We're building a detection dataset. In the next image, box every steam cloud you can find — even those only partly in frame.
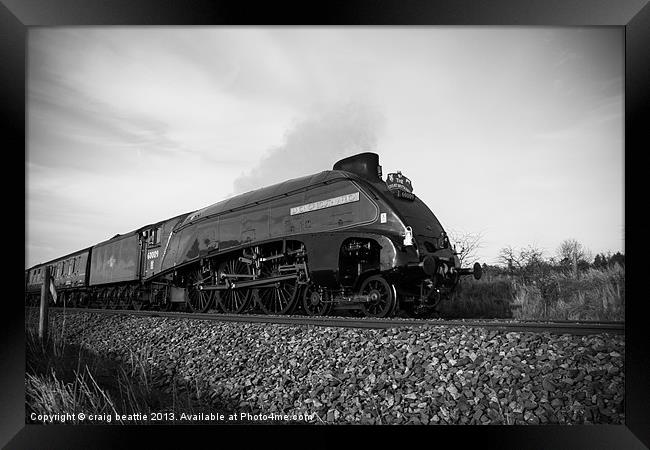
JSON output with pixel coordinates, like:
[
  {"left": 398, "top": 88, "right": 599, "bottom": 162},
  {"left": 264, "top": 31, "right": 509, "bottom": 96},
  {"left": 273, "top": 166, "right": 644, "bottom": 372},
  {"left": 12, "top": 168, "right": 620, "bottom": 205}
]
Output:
[{"left": 232, "top": 102, "right": 385, "bottom": 194}]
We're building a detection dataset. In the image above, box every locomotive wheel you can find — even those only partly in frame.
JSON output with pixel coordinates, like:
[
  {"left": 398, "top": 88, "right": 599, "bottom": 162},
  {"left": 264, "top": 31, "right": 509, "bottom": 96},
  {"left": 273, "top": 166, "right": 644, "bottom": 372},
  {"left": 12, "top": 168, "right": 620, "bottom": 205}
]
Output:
[
  {"left": 68, "top": 291, "right": 79, "bottom": 308},
  {"left": 95, "top": 290, "right": 104, "bottom": 308},
  {"left": 100, "top": 289, "right": 109, "bottom": 308},
  {"left": 121, "top": 286, "right": 134, "bottom": 309},
  {"left": 256, "top": 275, "right": 299, "bottom": 315},
  {"left": 163, "top": 299, "right": 176, "bottom": 311},
  {"left": 63, "top": 291, "right": 73, "bottom": 307},
  {"left": 156, "top": 286, "right": 175, "bottom": 311},
  {"left": 132, "top": 288, "right": 148, "bottom": 310},
  {"left": 77, "top": 291, "right": 91, "bottom": 308},
  {"left": 107, "top": 287, "right": 122, "bottom": 309},
  {"left": 215, "top": 259, "right": 252, "bottom": 314},
  {"left": 118, "top": 287, "right": 129, "bottom": 309},
  {"left": 360, "top": 275, "right": 396, "bottom": 318},
  {"left": 99, "top": 289, "right": 112, "bottom": 309},
  {"left": 192, "top": 290, "right": 213, "bottom": 312},
  {"left": 87, "top": 291, "right": 99, "bottom": 308},
  {"left": 302, "top": 284, "right": 332, "bottom": 316},
  {"left": 187, "top": 269, "right": 214, "bottom": 313},
  {"left": 106, "top": 288, "right": 117, "bottom": 308},
  {"left": 402, "top": 304, "right": 435, "bottom": 319}
]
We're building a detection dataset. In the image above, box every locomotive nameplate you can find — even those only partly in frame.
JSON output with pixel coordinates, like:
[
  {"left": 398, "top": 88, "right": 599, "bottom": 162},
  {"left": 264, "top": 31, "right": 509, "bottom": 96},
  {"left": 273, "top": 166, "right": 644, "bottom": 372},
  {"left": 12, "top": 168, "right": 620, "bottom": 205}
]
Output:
[
  {"left": 386, "top": 172, "right": 413, "bottom": 193},
  {"left": 290, "top": 192, "right": 360, "bottom": 216}
]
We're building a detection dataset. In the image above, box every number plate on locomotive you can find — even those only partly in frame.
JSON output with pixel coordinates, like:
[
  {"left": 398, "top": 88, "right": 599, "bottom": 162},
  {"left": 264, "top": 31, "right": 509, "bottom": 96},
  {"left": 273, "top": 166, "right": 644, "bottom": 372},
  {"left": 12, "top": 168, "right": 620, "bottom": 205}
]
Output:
[{"left": 393, "top": 190, "right": 415, "bottom": 201}]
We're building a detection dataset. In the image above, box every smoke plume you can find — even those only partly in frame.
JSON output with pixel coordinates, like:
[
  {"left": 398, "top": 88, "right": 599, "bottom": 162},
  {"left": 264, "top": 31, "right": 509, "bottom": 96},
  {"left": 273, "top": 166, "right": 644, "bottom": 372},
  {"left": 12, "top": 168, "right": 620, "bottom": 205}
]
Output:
[{"left": 233, "top": 101, "right": 385, "bottom": 194}]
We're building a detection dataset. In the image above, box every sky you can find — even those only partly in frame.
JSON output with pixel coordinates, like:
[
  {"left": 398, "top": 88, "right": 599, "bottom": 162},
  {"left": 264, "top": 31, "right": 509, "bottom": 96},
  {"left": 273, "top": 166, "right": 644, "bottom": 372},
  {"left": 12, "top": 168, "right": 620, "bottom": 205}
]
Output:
[{"left": 26, "top": 27, "right": 624, "bottom": 268}]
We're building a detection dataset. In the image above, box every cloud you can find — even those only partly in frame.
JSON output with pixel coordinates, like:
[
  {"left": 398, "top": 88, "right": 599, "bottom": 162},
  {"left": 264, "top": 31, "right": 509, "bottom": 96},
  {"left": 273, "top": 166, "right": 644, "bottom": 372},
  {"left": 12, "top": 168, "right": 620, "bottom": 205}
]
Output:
[
  {"left": 28, "top": 77, "right": 196, "bottom": 181},
  {"left": 232, "top": 101, "right": 385, "bottom": 194}
]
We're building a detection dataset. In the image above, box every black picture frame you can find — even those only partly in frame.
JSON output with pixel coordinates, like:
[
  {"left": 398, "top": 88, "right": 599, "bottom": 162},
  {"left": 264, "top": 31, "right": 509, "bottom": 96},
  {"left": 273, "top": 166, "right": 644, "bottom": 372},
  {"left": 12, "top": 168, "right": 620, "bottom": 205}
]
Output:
[{"left": 5, "top": 0, "right": 648, "bottom": 448}]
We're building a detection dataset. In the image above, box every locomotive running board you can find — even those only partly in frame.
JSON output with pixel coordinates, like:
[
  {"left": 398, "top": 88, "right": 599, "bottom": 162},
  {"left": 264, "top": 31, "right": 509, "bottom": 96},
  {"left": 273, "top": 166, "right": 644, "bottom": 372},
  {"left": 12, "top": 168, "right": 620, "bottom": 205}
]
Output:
[{"left": 199, "top": 273, "right": 300, "bottom": 291}]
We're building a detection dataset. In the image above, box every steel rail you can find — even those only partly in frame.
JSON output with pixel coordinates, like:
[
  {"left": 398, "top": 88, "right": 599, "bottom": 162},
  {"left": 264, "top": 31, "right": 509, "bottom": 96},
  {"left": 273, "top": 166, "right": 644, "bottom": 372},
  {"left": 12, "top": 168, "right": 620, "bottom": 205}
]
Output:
[{"left": 38, "top": 307, "right": 624, "bottom": 335}]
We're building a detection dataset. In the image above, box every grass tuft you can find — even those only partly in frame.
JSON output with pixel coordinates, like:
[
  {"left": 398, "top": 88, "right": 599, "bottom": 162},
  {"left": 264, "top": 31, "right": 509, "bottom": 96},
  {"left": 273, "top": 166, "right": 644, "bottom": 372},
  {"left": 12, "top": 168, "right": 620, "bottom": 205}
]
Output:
[{"left": 25, "top": 312, "right": 216, "bottom": 424}]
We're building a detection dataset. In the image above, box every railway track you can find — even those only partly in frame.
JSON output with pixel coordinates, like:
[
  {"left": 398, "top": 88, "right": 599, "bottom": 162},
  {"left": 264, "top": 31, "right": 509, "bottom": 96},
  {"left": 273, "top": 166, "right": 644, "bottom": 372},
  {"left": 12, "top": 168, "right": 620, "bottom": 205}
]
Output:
[{"left": 36, "top": 307, "right": 624, "bottom": 335}]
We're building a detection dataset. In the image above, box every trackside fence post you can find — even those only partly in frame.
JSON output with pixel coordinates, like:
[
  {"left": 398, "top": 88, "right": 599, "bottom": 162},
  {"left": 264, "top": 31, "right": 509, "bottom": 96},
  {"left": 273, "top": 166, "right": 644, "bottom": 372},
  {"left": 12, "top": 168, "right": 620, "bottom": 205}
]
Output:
[{"left": 39, "top": 266, "right": 50, "bottom": 340}]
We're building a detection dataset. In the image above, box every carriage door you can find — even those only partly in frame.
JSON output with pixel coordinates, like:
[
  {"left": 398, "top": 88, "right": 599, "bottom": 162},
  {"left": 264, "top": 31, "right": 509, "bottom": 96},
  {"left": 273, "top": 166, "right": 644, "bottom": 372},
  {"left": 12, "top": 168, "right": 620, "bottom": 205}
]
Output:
[{"left": 141, "top": 226, "right": 162, "bottom": 279}]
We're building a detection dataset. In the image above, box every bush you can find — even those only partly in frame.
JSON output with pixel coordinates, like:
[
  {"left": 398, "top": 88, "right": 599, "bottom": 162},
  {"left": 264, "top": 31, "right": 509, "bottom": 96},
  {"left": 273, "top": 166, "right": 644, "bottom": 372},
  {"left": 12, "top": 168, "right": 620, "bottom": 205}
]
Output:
[{"left": 439, "top": 277, "right": 515, "bottom": 319}]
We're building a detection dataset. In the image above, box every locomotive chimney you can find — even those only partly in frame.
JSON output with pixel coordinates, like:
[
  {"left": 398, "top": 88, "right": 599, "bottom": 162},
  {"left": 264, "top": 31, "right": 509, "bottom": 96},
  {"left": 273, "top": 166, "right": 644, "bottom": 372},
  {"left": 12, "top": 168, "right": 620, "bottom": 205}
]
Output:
[{"left": 333, "top": 152, "right": 382, "bottom": 181}]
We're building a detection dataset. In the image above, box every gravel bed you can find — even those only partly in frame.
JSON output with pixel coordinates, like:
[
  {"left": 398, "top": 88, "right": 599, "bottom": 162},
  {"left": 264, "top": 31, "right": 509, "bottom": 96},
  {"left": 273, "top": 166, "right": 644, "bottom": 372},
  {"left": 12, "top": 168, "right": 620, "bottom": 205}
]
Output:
[{"left": 30, "top": 310, "right": 624, "bottom": 424}]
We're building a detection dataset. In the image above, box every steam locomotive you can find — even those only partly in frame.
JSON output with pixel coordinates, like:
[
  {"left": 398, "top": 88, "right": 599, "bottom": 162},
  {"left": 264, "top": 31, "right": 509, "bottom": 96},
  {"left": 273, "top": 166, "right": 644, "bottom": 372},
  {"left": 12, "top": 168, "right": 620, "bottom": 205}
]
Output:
[{"left": 25, "top": 153, "right": 481, "bottom": 318}]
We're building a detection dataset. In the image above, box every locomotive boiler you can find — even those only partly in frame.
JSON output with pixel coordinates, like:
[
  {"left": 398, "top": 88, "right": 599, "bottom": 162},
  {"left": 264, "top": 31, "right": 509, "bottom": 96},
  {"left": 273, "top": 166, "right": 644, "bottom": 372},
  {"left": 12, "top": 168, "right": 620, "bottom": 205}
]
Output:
[{"left": 25, "top": 152, "right": 481, "bottom": 318}]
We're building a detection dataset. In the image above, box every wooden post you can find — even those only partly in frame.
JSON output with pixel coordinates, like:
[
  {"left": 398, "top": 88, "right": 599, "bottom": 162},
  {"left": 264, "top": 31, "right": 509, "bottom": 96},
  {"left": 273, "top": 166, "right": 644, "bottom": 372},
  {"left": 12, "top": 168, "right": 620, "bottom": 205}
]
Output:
[{"left": 39, "top": 266, "right": 50, "bottom": 340}]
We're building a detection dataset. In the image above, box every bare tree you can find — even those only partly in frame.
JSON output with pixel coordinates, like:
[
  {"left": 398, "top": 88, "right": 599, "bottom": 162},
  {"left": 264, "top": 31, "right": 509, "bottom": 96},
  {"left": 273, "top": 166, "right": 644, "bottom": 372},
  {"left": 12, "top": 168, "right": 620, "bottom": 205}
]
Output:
[
  {"left": 557, "top": 238, "right": 587, "bottom": 277},
  {"left": 448, "top": 230, "right": 484, "bottom": 266},
  {"left": 498, "top": 244, "right": 546, "bottom": 279},
  {"left": 498, "top": 245, "right": 522, "bottom": 272},
  {"left": 521, "top": 244, "right": 545, "bottom": 267}
]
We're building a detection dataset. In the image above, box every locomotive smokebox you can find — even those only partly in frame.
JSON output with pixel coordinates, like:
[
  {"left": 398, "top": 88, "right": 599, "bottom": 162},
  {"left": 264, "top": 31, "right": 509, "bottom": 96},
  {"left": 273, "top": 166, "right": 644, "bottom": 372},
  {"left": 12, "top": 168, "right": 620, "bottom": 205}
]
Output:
[{"left": 333, "top": 152, "right": 382, "bottom": 181}]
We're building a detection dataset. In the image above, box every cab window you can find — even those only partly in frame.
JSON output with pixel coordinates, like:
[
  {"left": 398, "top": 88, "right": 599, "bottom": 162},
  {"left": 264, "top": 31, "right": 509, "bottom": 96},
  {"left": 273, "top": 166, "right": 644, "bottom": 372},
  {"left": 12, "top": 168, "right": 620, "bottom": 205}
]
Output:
[{"left": 148, "top": 226, "right": 162, "bottom": 246}]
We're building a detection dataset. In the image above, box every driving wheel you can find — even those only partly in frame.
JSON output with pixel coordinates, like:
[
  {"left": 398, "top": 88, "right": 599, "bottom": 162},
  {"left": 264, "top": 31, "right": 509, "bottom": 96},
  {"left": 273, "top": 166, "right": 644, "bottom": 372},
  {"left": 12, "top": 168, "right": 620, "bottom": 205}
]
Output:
[
  {"left": 302, "top": 284, "right": 332, "bottom": 316},
  {"left": 215, "top": 259, "right": 252, "bottom": 313},
  {"left": 360, "top": 275, "right": 396, "bottom": 318}
]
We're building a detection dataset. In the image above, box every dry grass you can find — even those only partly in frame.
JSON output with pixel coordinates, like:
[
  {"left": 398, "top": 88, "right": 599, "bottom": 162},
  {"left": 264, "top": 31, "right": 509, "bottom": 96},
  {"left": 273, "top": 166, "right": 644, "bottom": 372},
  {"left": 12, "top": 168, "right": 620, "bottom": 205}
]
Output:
[
  {"left": 26, "top": 366, "right": 122, "bottom": 422},
  {"left": 440, "top": 265, "right": 624, "bottom": 321},
  {"left": 24, "top": 318, "right": 214, "bottom": 424},
  {"left": 511, "top": 264, "right": 624, "bottom": 321}
]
